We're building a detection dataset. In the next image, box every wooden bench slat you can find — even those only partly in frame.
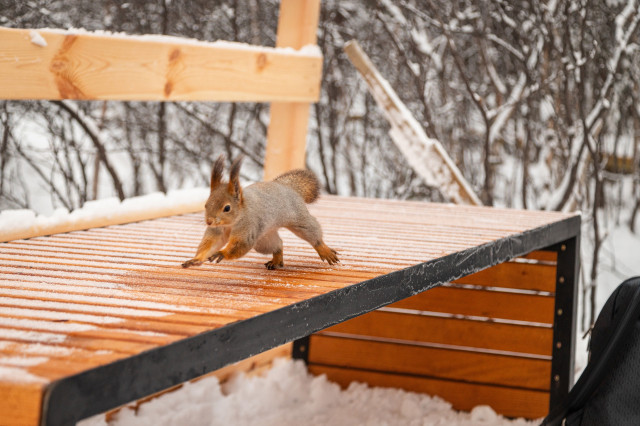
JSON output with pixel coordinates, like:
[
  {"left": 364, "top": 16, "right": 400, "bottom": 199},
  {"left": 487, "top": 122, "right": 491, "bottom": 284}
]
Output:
[
  {"left": 0, "top": 298, "right": 236, "bottom": 327},
  {"left": 454, "top": 261, "right": 557, "bottom": 292},
  {"left": 0, "top": 326, "right": 157, "bottom": 354},
  {"left": 308, "top": 335, "right": 551, "bottom": 390},
  {"left": 0, "top": 352, "right": 127, "bottom": 379},
  {"left": 0, "top": 310, "right": 210, "bottom": 336},
  {"left": 322, "top": 309, "right": 553, "bottom": 356},
  {"left": 0, "top": 277, "right": 293, "bottom": 314},
  {"left": 521, "top": 251, "right": 558, "bottom": 262},
  {"left": 309, "top": 365, "right": 550, "bottom": 420},
  {"left": 389, "top": 285, "right": 556, "bottom": 323},
  {"left": 0, "top": 317, "right": 182, "bottom": 346},
  {"left": 0, "top": 340, "right": 131, "bottom": 360},
  {"left": 0, "top": 286, "right": 268, "bottom": 319}
]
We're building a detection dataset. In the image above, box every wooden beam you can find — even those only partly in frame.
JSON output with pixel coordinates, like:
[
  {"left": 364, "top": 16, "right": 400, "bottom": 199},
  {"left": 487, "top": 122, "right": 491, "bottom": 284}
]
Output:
[
  {"left": 0, "top": 27, "right": 322, "bottom": 102},
  {"left": 308, "top": 334, "right": 551, "bottom": 390},
  {"left": 263, "top": 0, "right": 321, "bottom": 180},
  {"left": 344, "top": 40, "right": 483, "bottom": 205},
  {"left": 0, "top": 382, "right": 44, "bottom": 426},
  {"left": 323, "top": 309, "right": 554, "bottom": 355}
]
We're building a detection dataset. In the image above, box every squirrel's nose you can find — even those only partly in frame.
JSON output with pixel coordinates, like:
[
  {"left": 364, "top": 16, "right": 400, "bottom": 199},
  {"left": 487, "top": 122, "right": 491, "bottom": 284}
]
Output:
[{"left": 206, "top": 218, "right": 213, "bottom": 226}]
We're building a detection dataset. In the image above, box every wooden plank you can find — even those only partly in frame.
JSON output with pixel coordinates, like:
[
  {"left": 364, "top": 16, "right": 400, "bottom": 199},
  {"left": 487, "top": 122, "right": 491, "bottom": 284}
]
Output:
[
  {"left": 1, "top": 355, "right": 127, "bottom": 382},
  {"left": 308, "top": 335, "right": 551, "bottom": 390},
  {"left": 522, "top": 251, "right": 558, "bottom": 262},
  {"left": 0, "top": 308, "right": 210, "bottom": 336},
  {"left": 264, "top": 0, "right": 321, "bottom": 180},
  {"left": 309, "top": 365, "right": 550, "bottom": 420},
  {"left": 0, "top": 326, "right": 157, "bottom": 354},
  {"left": 454, "top": 261, "right": 557, "bottom": 292},
  {"left": 344, "top": 39, "right": 482, "bottom": 205},
  {"left": 323, "top": 310, "right": 553, "bottom": 356},
  {"left": 389, "top": 285, "right": 556, "bottom": 323},
  {"left": 0, "top": 27, "right": 322, "bottom": 102},
  {"left": 0, "top": 382, "right": 44, "bottom": 426},
  {"left": 0, "top": 316, "right": 182, "bottom": 346}
]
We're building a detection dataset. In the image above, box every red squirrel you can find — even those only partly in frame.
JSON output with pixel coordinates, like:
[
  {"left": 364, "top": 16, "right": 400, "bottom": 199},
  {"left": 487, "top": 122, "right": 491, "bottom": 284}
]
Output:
[{"left": 182, "top": 155, "right": 339, "bottom": 269}]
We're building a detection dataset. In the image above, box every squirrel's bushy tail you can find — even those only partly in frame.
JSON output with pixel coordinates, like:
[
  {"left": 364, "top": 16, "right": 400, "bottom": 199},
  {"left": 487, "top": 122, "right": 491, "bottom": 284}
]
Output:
[{"left": 274, "top": 169, "right": 320, "bottom": 203}]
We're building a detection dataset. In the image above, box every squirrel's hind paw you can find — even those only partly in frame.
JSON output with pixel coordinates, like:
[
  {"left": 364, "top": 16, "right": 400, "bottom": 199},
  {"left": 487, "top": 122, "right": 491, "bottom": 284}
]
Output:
[{"left": 264, "top": 260, "right": 284, "bottom": 270}]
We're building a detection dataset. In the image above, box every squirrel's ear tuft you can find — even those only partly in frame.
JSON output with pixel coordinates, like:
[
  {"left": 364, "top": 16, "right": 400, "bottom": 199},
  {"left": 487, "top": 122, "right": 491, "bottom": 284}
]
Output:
[
  {"left": 228, "top": 155, "right": 244, "bottom": 201},
  {"left": 210, "top": 154, "right": 225, "bottom": 191}
]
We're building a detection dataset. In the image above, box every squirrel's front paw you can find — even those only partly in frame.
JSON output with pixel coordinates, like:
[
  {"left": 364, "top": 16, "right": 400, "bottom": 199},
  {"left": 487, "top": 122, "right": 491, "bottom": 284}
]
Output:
[
  {"left": 208, "top": 251, "right": 225, "bottom": 263},
  {"left": 182, "top": 258, "right": 203, "bottom": 268}
]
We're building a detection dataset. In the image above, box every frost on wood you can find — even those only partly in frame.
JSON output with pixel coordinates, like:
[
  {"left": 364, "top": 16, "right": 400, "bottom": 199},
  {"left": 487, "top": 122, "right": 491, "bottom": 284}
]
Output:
[
  {"left": 344, "top": 40, "right": 481, "bottom": 206},
  {"left": 0, "top": 187, "right": 209, "bottom": 242}
]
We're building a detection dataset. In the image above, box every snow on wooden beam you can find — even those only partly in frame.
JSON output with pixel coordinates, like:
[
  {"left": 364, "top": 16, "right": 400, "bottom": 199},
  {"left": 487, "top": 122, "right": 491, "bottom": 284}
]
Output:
[
  {"left": 0, "top": 188, "right": 209, "bottom": 243},
  {"left": 344, "top": 40, "right": 482, "bottom": 206},
  {"left": 0, "top": 27, "right": 322, "bottom": 103}
]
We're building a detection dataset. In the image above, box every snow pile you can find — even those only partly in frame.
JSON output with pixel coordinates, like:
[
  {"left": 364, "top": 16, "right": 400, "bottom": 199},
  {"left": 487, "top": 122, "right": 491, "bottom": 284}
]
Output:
[
  {"left": 83, "top": 359, "right": 536, "bottom": 426},
  {"left": 0, "top": 187, "right": 209, "bottom": 242}
]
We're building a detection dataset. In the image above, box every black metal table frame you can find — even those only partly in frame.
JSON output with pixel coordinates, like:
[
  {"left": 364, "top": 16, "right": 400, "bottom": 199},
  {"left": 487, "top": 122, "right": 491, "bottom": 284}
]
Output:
[{"left": 42, "top": 215, "right": 580, "bottom": 425}]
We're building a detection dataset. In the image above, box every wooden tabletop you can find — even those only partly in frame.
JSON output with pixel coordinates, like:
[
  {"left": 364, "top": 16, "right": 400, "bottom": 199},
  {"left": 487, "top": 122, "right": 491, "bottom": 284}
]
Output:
[{"left": 0, "top": 196, "right": 579, "bottom": 425}]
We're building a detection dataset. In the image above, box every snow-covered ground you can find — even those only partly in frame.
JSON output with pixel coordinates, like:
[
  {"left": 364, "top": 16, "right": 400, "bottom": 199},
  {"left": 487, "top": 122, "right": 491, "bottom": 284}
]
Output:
[{"left": 80, "top": 358, "right": 537, "bottom": 426}]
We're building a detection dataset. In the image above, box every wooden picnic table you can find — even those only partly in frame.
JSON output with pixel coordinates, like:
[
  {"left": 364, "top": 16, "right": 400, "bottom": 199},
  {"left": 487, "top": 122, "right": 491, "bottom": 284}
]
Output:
[{"left": 0, "top": 196, "right": 580, "bottom": 425}]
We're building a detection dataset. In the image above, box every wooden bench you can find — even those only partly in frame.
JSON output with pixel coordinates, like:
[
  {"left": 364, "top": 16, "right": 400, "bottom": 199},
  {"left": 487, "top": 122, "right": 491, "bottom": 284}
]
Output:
[
  {"left": 0, "top": 1, "right": 580, "bottom": 423},
  {"left": 0, "top": 197, "right": 579, "bottom": 424}
]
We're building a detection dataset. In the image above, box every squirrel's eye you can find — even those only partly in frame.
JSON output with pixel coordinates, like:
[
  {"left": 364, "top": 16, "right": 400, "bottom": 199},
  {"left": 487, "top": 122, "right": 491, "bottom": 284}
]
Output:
[{"left": 223, "top": 205, "right": 231, "bottom": 212}]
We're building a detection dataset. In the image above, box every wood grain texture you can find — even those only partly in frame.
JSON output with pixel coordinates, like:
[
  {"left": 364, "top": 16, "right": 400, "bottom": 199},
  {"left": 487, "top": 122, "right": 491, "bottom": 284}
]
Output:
[
  {"left": 0, "top": 382, "right": 44, "bottom": 426},
  {"left": 308, "top": 335, "right": 552, "bottom": 390},
  {"left": 389, "top": 285, "right": 556, "bottom": 323},
  {"left": 322, "top": 310, "right": 554, "bottom": 355},
  {"left": 453, "top": 261, "right": 558, "bottom": 292},
  {"left": 0, "top": 27, "right": 322, "bottom": 102},
  {"left": 309, "top": 365, "right": 550, "bottom": 419}
]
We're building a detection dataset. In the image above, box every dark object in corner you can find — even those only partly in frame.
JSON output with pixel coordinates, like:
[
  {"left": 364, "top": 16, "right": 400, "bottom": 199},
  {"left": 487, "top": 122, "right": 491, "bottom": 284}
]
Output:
[{"left": 543, "top": 276, "right": 640, "bottom": 425}]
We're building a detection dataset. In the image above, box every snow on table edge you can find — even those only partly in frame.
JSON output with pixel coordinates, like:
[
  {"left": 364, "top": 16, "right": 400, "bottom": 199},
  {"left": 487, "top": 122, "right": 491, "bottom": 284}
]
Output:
[{"left": 0, "top": 187, "right": 209, "bottom": 243}]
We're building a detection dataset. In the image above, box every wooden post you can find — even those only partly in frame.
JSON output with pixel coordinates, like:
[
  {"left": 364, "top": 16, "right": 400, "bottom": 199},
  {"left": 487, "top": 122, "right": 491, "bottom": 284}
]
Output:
[{"left": 263, "top": 0, "right": 321, "bottom": 180}]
